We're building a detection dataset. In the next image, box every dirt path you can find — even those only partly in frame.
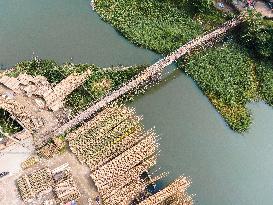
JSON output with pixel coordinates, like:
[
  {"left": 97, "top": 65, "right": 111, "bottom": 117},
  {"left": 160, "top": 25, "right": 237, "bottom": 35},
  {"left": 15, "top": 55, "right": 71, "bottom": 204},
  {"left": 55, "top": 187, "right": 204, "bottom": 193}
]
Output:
[{"left": 255, "top": 1, "right": 273, "bottom": 18}]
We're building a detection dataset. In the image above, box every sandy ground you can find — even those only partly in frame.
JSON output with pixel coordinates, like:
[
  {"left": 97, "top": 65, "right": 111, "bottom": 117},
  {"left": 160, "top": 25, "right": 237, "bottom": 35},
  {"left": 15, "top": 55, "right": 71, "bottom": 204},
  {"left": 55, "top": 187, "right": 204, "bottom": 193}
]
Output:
[
  {"left": 255, "top": 1, "right": 273, "bottom": 18},
  {"left": 36, "top": 151, "right": 100, "bottom": 205},
  {"left": 0, "top": 137, "right": 33, "bottom": 174},
  {"left": 0, "top": 138, "right": 32, "bottom": 205},
  {"left": 0, "top": 173, "right": 25, "bottom": 205},
  {"left": 231, "top": 0, "right": 273, "bottom": 18},
  {"left": 0, "top": 146, "right": 100, "bottom": 205}
]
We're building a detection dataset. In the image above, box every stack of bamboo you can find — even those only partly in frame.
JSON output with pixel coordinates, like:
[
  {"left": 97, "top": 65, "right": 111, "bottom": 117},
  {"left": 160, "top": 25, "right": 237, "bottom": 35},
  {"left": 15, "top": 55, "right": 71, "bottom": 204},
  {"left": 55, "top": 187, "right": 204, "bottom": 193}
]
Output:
[
  {"left": 53, "top": 166, "right": 81, "bottom": 204},
  {"left": 17, "top": 174, "right": 35, "bottom": 202},
  {"left": 17, "top": 168, "right": 53, "bottom": 202},
  {"left": 68, "top": 104, "right": 193, "bottom": 205},
  {"left": 37, "top": 137, "right": 65, "bottom": 158},
  {"left": 21, "top": 155, "right": 39, "bottom": 170},
  {"left": 54, "top": 177, "right": 81, "bottom": 204},
  {"left": 27, "top": 168, "right": 53, "bottom": 194},
  {"left": 91, "top": 134, "right": 158, "bottom": 187},
  {"left": 69, "top": 105, "right": 143, "bottom": 170},
  {"left": 98, "top": 156, "right": 156, "bottom": 198},
  {"left": 138, "top": 177, "right": 193, "bottom": 205}
]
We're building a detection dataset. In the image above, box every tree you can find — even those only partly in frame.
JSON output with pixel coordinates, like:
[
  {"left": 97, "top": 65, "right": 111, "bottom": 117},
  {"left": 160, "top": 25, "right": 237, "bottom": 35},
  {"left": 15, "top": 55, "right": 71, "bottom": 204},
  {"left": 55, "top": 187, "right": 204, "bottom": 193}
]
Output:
[
  {"left": 188, "top": 0, "right": 215, "bottom": 13},
  {"left": 241, "top": 11, "right": 273, "bottom": 59}
]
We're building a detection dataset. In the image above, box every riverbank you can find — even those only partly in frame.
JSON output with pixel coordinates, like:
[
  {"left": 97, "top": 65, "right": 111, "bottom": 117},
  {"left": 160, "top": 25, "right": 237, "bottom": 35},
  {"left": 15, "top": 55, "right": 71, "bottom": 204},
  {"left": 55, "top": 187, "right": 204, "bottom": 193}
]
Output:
[
  {"left": 94, "top": 0, "right": 273, "bottom": 132},
  {"left": 7, "top": 59, "right": 145, "bottom": 115}
]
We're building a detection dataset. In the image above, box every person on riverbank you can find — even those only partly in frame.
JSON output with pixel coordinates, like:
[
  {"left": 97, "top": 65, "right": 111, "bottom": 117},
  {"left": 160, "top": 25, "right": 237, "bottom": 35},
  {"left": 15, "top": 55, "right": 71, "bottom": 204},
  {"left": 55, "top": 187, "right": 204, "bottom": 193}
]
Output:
[{"left": 95, "top": 196, "right": 100, "bottom": 204}]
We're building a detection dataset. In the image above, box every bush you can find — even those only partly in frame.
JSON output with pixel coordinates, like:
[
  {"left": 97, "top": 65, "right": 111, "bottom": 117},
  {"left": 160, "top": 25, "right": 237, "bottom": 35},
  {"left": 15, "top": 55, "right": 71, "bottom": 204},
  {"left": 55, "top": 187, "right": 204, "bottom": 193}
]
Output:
[
  {"left": 256, "top": 61, "right": 273, "bottom": 106},
  {"left": 95, "top": 0, "right": 204, "bottom": 54},
  {"left": 240, "top": 11, "right": 273, "bottom": 59},
  {"left": 0, "top": 109, "right": 23, "bottom": 136}
]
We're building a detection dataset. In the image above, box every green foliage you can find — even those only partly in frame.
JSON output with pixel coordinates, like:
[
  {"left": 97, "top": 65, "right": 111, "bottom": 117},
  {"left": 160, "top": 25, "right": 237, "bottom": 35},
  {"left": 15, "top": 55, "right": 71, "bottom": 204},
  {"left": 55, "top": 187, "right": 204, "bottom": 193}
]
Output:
[
  {"left": 65, "top": 65, "right": 143, "bottom": 114},
  {"left": 185, "top": 0, "right": 215, "bottom": 13},
  {"left": 208, "top": 93, "right": 252, "bottom": 132},
  {"left": 182, "top": 43, "right": 258, "bottom": 132},
  {"left": 183, "top": 43, "right": 257, "bottom": 105},
  {"left": 240, "top": 11, "right": 273, "bottom": 58},
  {"left": 161, "top": 0, "right": 215, "bottom": 13},
  {"left": 256, "top": 61, "right": 273, "bottom": 106},
  {"left": 9, "top": 59, "right": 91, "bottom": 83},
  {"left": 95, "top": 0, "right": 204, "bottom": 54}
]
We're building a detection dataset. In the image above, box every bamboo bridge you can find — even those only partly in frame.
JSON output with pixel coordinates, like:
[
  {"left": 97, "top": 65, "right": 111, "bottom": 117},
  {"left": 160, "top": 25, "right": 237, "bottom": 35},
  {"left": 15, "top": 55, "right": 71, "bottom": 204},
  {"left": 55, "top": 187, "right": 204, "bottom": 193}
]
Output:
[{"left": 54, "top": 15, "right": 245, "bottom": 136}]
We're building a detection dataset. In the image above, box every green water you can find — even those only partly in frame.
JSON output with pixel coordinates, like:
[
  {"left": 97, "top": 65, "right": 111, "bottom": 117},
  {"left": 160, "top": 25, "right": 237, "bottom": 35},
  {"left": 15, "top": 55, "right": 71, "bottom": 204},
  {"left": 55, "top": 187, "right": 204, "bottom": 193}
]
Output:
[{"left": 1, "top": 0, "right": 273, "bottom": 204}]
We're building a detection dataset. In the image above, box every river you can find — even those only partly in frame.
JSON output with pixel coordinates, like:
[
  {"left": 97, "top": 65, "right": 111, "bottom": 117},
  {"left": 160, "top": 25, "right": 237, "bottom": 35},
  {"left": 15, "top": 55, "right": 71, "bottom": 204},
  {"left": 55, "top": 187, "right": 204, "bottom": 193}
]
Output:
[{"left": 0, "top": 0, "right": 273, "bottom": 204}]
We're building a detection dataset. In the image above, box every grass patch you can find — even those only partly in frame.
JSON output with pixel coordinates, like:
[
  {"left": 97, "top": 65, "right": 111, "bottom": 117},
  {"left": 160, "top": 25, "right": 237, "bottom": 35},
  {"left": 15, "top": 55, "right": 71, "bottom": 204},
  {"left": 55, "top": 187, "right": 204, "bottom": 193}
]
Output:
[
  {"left": 95, "top": 0, "right": 229, "bottom": 54},
  {"left": 207, "top": 93, "right": 252, "bottom": 132}
]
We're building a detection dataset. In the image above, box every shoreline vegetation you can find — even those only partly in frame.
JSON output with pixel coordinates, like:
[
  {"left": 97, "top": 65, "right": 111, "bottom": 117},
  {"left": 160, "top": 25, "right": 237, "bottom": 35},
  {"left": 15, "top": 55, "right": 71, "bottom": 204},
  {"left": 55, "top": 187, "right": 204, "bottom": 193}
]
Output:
[
  {"left": 94, "top": 0, "right": 273, "bottom": 133},
  {"left": 7, "top": 59, "right": 145, "bottom": 115}
]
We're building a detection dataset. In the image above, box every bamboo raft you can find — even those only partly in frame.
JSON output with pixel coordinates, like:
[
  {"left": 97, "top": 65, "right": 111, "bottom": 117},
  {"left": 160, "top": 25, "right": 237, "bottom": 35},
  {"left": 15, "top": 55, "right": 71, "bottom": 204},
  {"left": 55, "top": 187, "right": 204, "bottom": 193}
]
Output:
[{"left": 68, "top": 105, "right": 193, "bottom": 205}]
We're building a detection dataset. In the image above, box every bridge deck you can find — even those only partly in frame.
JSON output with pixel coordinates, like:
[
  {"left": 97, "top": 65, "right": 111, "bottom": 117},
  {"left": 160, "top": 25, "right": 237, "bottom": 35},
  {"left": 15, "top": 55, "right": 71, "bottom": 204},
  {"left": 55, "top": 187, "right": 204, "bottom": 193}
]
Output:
[{"left": 53, "top": 15, "right": 244, "bottom": 138}]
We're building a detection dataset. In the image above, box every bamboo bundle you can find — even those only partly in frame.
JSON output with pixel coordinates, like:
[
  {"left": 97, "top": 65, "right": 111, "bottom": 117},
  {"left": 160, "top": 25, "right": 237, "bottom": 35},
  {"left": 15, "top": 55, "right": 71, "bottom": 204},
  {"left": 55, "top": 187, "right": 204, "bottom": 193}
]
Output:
[
  {"left": 91, "top": 134, "right": 158, "bottom": 188},
  {"left": 67, "top": 106, "right": 117, "bottom": 140},
  {"left": 28, "top": 168, "right": 53, "bottom": 193},
  {"left": 17, "top": 168, "right": 53, "bottom": 202},
  {"left": 87, "top": 118, "right": 141, "bottom": 156},
  {"left": 36, "top": 138, "right": 65, "bottom": 159},
  {"left": 87, "top": 116, "right": 141, "bottom": 152},
  {"left": 17, "top": 174, "right": 35, "bottom": 202},
  {"left": 103, "top": 180, "right": 146, "bottom": 205},
  {"left": 70, "top": 121, "right": 140, "bottom": 165},
  {"left": 86, "top": 108, "right": 138, "bottom": 140},
  {"left": 87, "top": 128, "right": 150, "bottom": 171},
  {"left": 138, "top": 177, "right": 191, "bottom": 205},
  {"left": 54, "top": 177, "right": 81, "bottom": 204},
  {"left": 168, "top": 193, "right": 193, "bottom": 205},
  {"left": 69, "top": 106, "right": 135, "bottom": 151},
  {"left": 69, "top": 106, "right": 141, "bottom": 166},
  {"left": 50, "top": 164, "right": 81, "bottom": 203},
  {"left": 149, "top": 172, "right": 169, "bottom": 185},
  {"left": 97, "top": 155, "right": 157, "bottom": 198},
  {"left": 21, "top": 155, "right": 39, "bottom": 170}
]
